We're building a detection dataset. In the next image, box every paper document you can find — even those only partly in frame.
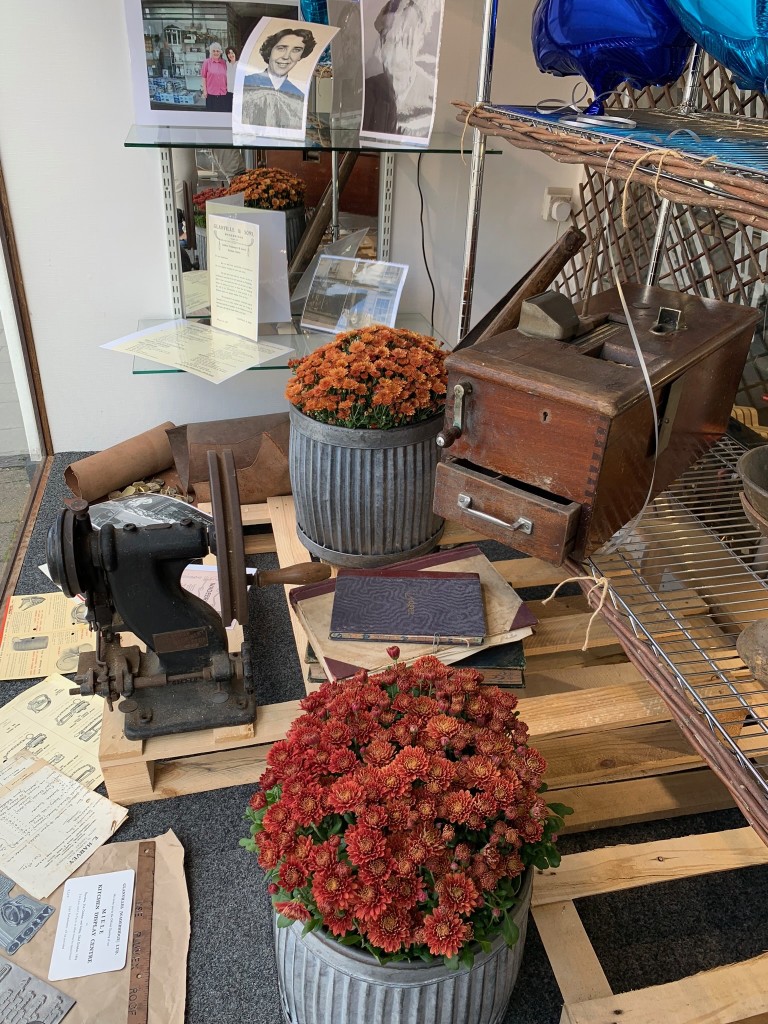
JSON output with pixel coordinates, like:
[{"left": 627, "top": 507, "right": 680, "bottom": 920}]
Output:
[
  {"left": 102, "top": 319, "right": 293, "bottom": 383},
  {"left": 0, "top": 957, "right": 75, "bottom": 1023},
  {"left": 209, "top": 213, "right": 260, "bottom": 341},
  {"left": 9, "top": 831, "right": 188, "bottom": 1024},
  {"left": 0, "top": 593, "right": 95, "bottom": 681},
  {"left": 181, "top": 268, "right": 210, "bottom": 316},
  {"left": 49, "top": 870, "right": 134, "bottom": 981},
  {"left": 0, "top": 757, "right": 127, "bottom": 899},
  {"left": 0, "top": 674, "right": 104, "bottom": 789}
]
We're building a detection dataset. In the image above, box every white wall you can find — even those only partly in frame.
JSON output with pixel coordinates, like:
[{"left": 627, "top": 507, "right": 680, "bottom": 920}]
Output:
[
  {"left": 391, "top": 0, "right": 583, "bottom": 343},
  {"left": 0, "top": 0, "right": 580, "bottom": 452}
]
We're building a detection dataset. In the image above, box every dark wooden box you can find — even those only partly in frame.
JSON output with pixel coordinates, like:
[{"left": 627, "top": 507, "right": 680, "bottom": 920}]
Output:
[{"left": 434, "top": 284, "right": 758, "bottom": 565}]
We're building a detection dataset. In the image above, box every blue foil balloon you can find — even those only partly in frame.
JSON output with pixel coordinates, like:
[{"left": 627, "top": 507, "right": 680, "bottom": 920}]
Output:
[
  {"left": 532, "top": 0, "right": 693, "bottom": 114},
  {"left": 661, "top": 0, "right": 768, "bottom": 90}
]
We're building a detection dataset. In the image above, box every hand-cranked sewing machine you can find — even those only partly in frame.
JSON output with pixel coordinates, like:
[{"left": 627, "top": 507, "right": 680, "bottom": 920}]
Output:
[
  {"left": 434, "top": 284, "right": 759, "bottom": 565},
  {"left": 46, "top": 451, "right": 329, "bottom": 740}
]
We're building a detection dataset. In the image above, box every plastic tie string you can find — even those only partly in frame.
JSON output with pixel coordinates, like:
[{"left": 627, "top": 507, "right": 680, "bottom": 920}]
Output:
[
  {"left": 460, "top": 104, "right": 485, "bottom": 165},
  {"left": 542, "top": 576, "right": 611, "bottom": 651}
]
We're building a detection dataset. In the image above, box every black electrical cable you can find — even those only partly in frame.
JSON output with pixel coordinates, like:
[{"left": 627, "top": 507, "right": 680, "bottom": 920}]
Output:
[{"left": 417, "top": 153, "right": 437, "bottom": 331}]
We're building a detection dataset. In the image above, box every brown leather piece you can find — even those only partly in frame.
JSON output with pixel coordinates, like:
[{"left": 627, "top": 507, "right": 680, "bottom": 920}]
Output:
[{"left": 166, "top": 414, "right": 292, "bottom": 504}]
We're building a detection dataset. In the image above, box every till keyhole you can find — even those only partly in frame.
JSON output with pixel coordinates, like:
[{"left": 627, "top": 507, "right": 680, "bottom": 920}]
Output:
[{"left": 541, "top": 410, "right": 550, "bottom": 423}]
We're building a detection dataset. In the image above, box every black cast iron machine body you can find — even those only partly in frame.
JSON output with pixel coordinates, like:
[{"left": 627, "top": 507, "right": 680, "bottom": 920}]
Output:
[{"left": 46, "top": 451, "right": 329, "bottom": 739}]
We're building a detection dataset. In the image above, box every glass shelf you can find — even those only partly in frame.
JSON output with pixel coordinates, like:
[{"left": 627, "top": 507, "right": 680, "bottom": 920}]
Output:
[
  {"left": 125, "top": 123, "right": 502, "bottom": 154},
  {"left": 131, "top": 312, "right": 441, "bottom": 375}
]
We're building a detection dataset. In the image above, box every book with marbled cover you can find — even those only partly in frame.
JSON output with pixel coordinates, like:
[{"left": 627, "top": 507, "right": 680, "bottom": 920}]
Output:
[{"left": 329, "top": 570, "right": 486, "bottom": 644}]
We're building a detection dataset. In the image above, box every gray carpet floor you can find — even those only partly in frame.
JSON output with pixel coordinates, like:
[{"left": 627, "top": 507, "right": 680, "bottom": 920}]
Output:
[{"left": 3, "top": 453, "right": 767, "bottom": 1023}]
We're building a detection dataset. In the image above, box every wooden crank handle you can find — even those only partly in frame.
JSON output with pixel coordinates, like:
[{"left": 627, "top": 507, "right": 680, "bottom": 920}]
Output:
[{"left": 254, "top": 562, "right": 332, "bottom": 587}]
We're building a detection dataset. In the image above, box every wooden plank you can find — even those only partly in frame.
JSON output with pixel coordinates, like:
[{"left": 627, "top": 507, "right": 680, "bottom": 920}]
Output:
[
  {"left": 537, "top": 721, "right": 703, "bottom": 788},
  {"left": 496, "top": 557, "right": 571, "bottom": 590},
  {"left": 198, "top": 501, "right": 270, "bottom": 526},
  {"left": 522, "top": 662, "right": 646, "bottom": 697},
  {"left": 532, "top": 826, "right": 768, "bottom": 905},
  {"left": 522, "top": 680, "right": 672, "bottom": 737},
  {"left": 566, "top": 954, "right": 768, "bottom": 1024},
  {"left": 549, "top": 768, "right": 733, "bottom": 833},
  {"left": 525, "top": 612, "right": 618, "bottom": 657},
  {"left": 267, "top": 494, "right": 316, "bottom": 685},
  {"left": 532, "top": 901, "right": 612, "bottom": 1006}
]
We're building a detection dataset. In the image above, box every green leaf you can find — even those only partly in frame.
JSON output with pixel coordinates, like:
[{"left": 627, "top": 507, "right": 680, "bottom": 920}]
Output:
[
  {"left": 547, "top": 802, "right": 574, "bottom": 817},
  {"left": 302, "top": 917, "right": 321, "bottom": 937},
  {"left": 546, "top": 849, "right": 562, "bottom": 868},
  {"left": 502, "top": 912, "right": 520, "bottom": 949},
  {"left": 338, "top": 934, "right": 363, "bottom": 946},
  {"left": 276, "top": 915, "right": 294, "bottom": 929},
  {"left": 459, "top": 947, "right": 475, "bottom": 971},
  {"left": 444, "top": 955, "right": 460, "bottom": 971},
  {"left": 533, "top": 851, "right": 549, "bottom": 870},
  {"left": 477, "top": 939, "right": 492, "bottom": 954}
]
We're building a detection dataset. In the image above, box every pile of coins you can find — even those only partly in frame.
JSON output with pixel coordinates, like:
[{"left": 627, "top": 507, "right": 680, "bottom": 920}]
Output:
[{"left": 107, "top": 478, "right": 194, "bottom": 502}]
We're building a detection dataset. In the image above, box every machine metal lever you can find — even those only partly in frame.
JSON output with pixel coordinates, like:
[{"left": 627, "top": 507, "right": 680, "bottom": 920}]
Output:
[{"left": 457, "top": 494, "right": 533, "bottom": 534}]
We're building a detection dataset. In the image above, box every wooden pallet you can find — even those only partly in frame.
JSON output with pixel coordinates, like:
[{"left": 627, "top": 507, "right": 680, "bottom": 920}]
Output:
[
  {"left": 98, "top": 498, "right": 735, "bottom": 821},
  {"left": 534, "top": 826, "right": 768, "bottom": 1023}
]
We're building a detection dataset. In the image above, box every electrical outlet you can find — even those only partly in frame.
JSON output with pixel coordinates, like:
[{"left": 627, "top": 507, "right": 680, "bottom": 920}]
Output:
[{"left": 542, "top": 187, "right": 574, "bottom": 222}]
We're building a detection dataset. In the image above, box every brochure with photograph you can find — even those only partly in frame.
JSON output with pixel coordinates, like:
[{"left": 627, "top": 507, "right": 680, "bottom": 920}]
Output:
[
  {"left": 300, "top": 255, "right": 408, "bottom": 334},
  {"left": 233, "top": 17, "right": 339, "bottom": 140}
]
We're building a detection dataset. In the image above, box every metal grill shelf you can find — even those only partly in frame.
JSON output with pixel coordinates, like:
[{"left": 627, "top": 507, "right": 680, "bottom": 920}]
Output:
[{"left": 587, "top": 435, "right": 768, "bottom": 826}]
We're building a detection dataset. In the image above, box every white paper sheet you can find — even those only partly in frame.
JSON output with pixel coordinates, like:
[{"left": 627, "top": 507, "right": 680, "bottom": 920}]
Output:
[
  {"left": 102, "top": 319, "right": 292, "bottom": 383},
  {"left": 209, "top": 214, "right": 260, "bottom": 341},
  {"left": 300, "top": 255, "right": 408, "bottom": 333},
  {"left": 0, "top": 757, "right": 127, "bottom": 899},
  {"left": 48, "top": 870, "right": 135, "bottom": 981},
  {"left": 0, "top": 675, "right": 104, "bottom": 789}
]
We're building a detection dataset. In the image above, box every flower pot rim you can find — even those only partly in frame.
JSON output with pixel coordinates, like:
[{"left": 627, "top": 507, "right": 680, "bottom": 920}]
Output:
[
  {"left": 288, "top": 405, "right": 444, "bottom": 448},
  {"left": 281, "top": 866, "right": 533, "bottom": 984}
]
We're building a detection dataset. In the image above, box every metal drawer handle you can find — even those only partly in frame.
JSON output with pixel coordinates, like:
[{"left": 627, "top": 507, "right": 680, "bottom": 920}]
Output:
[{"left": 457, "top": 494, "right": 533, "bottom": 534}]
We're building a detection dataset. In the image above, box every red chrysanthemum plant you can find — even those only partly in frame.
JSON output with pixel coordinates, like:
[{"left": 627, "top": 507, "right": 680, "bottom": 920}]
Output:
[
  {"left": 285, "top": 326, "right": 448, "bottom": 430},
  {"left": 242, "top": 653, "right": 572, "bottom": 969}
]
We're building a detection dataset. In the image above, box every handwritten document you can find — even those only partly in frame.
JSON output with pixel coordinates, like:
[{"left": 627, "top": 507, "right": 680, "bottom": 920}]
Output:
[
  {"left": 0, "top": 675, "right": 104, "bottom": 789},
  {"left": 48, "top": 870, "right": 134, "bottom": 981},
  {"left": 102, "top": 319, "right": 292, "bottom": 383},
  {"left": 209, "top": 213, "right": 259, "bottom": 341},
  {"left": 0, "top": 757, "right": 127, "bottom": 899}
]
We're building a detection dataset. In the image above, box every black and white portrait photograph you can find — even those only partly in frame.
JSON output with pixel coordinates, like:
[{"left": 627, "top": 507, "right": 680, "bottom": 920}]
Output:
[
  {"left": 360, "top": 0, "right": 445, "bottom": 144},
  {"left": 233, "top": 17, "right": 339, "bottom": 139},
  {"left": 124, "top": 1, "right": 300, "bottom": 128}
]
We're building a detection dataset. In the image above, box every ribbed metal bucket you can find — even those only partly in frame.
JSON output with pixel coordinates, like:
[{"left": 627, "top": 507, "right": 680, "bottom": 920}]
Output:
[
  {"left": 288, "top": 406, "right": 444, "bottom": 567},
  {"left": 274, "top": 869, "right": 532, "bottom": 1024}
]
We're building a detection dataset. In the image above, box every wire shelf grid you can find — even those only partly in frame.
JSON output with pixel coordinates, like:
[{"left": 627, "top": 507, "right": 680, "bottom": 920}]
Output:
[{"left": 586, "top": 435, "right": 768, "bottom": 794}]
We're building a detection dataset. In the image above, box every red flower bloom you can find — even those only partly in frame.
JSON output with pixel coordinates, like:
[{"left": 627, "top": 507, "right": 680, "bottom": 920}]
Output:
[
  {"left": 325, "top": 908, "right": 356, "bottom": 937},
  {"left": 386, "top": 645, "right": 400, "bottom": 660},
  {"left": 364, "top": 908, "right": 412, "bottom": 953},
  {"left": 423, "top": 907, "right": 472, "bottom": 958},
  {"left": 394, "top": 745, "right": 430, "bottom": 781},
  {"left": 313, "top": 862, "right": 356, "bottom": 913},
  {"left": 435, "top": 872, "right": 482, "bottom": 915},
  {"left": 248, "top": 791, "right": 266, "bottom": 810},
  {"left": 274, "top": 900, "right": 311, "bottom": 922},
  {"left": 345, "top": 825, "right": 387, "bottom": 866}
]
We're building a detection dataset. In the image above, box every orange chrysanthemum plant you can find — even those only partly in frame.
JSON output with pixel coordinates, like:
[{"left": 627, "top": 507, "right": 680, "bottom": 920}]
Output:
[
  {"left": 285, "top": 326, "right": 448, "bottom": 430},
  {"left": 241, "top": 654, "right": 571, "bottom": 969}
]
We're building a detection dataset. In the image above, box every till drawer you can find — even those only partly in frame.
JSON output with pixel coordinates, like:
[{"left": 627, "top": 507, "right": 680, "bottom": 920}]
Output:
[{"left": 435, "top": 460, "right": 582, "bottom": 565}]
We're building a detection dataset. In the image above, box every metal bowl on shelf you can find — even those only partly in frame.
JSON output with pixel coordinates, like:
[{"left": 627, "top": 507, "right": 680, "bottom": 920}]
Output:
[{"left": 736, "top": 445, "right": 768, "bottom": 535}]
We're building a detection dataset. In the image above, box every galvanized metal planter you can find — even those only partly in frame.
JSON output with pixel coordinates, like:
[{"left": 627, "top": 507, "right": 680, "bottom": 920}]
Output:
[
  {"left": 274, "top": 869, "right": 532, "bottom": 1024},
  {"left": 288, "top": 407, "right": 444, "bottom": 567}
]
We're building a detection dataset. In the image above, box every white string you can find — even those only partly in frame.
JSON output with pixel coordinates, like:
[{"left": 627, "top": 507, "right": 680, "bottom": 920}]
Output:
[{"left": 542, "top": 576, "right": 611, "bottom": 650}]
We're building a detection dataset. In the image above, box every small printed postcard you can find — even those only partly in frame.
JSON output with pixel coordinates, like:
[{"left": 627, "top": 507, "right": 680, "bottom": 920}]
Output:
[
  {"left": 301, "top": 255, "right": 408, "bottom": 334},
  {"left": 48, "top": 870, "right": 135, "bottom": 981}
]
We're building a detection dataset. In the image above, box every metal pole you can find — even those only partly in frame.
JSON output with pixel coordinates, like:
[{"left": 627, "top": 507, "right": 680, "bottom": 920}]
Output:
[
  {"left": 331, "top": 150, "right": 340, "bottom": 241},
  {"left": 646, "top": 45, "right": 704, "bottom": 286},
  {"left": 457, "top": 0, "right": 498, "bottom": 342}
]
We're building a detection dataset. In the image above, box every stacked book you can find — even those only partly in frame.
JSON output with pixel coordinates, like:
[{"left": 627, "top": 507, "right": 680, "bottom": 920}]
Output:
[{"left": 290, "top": 545, "right": 535, "bottom": 686}]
